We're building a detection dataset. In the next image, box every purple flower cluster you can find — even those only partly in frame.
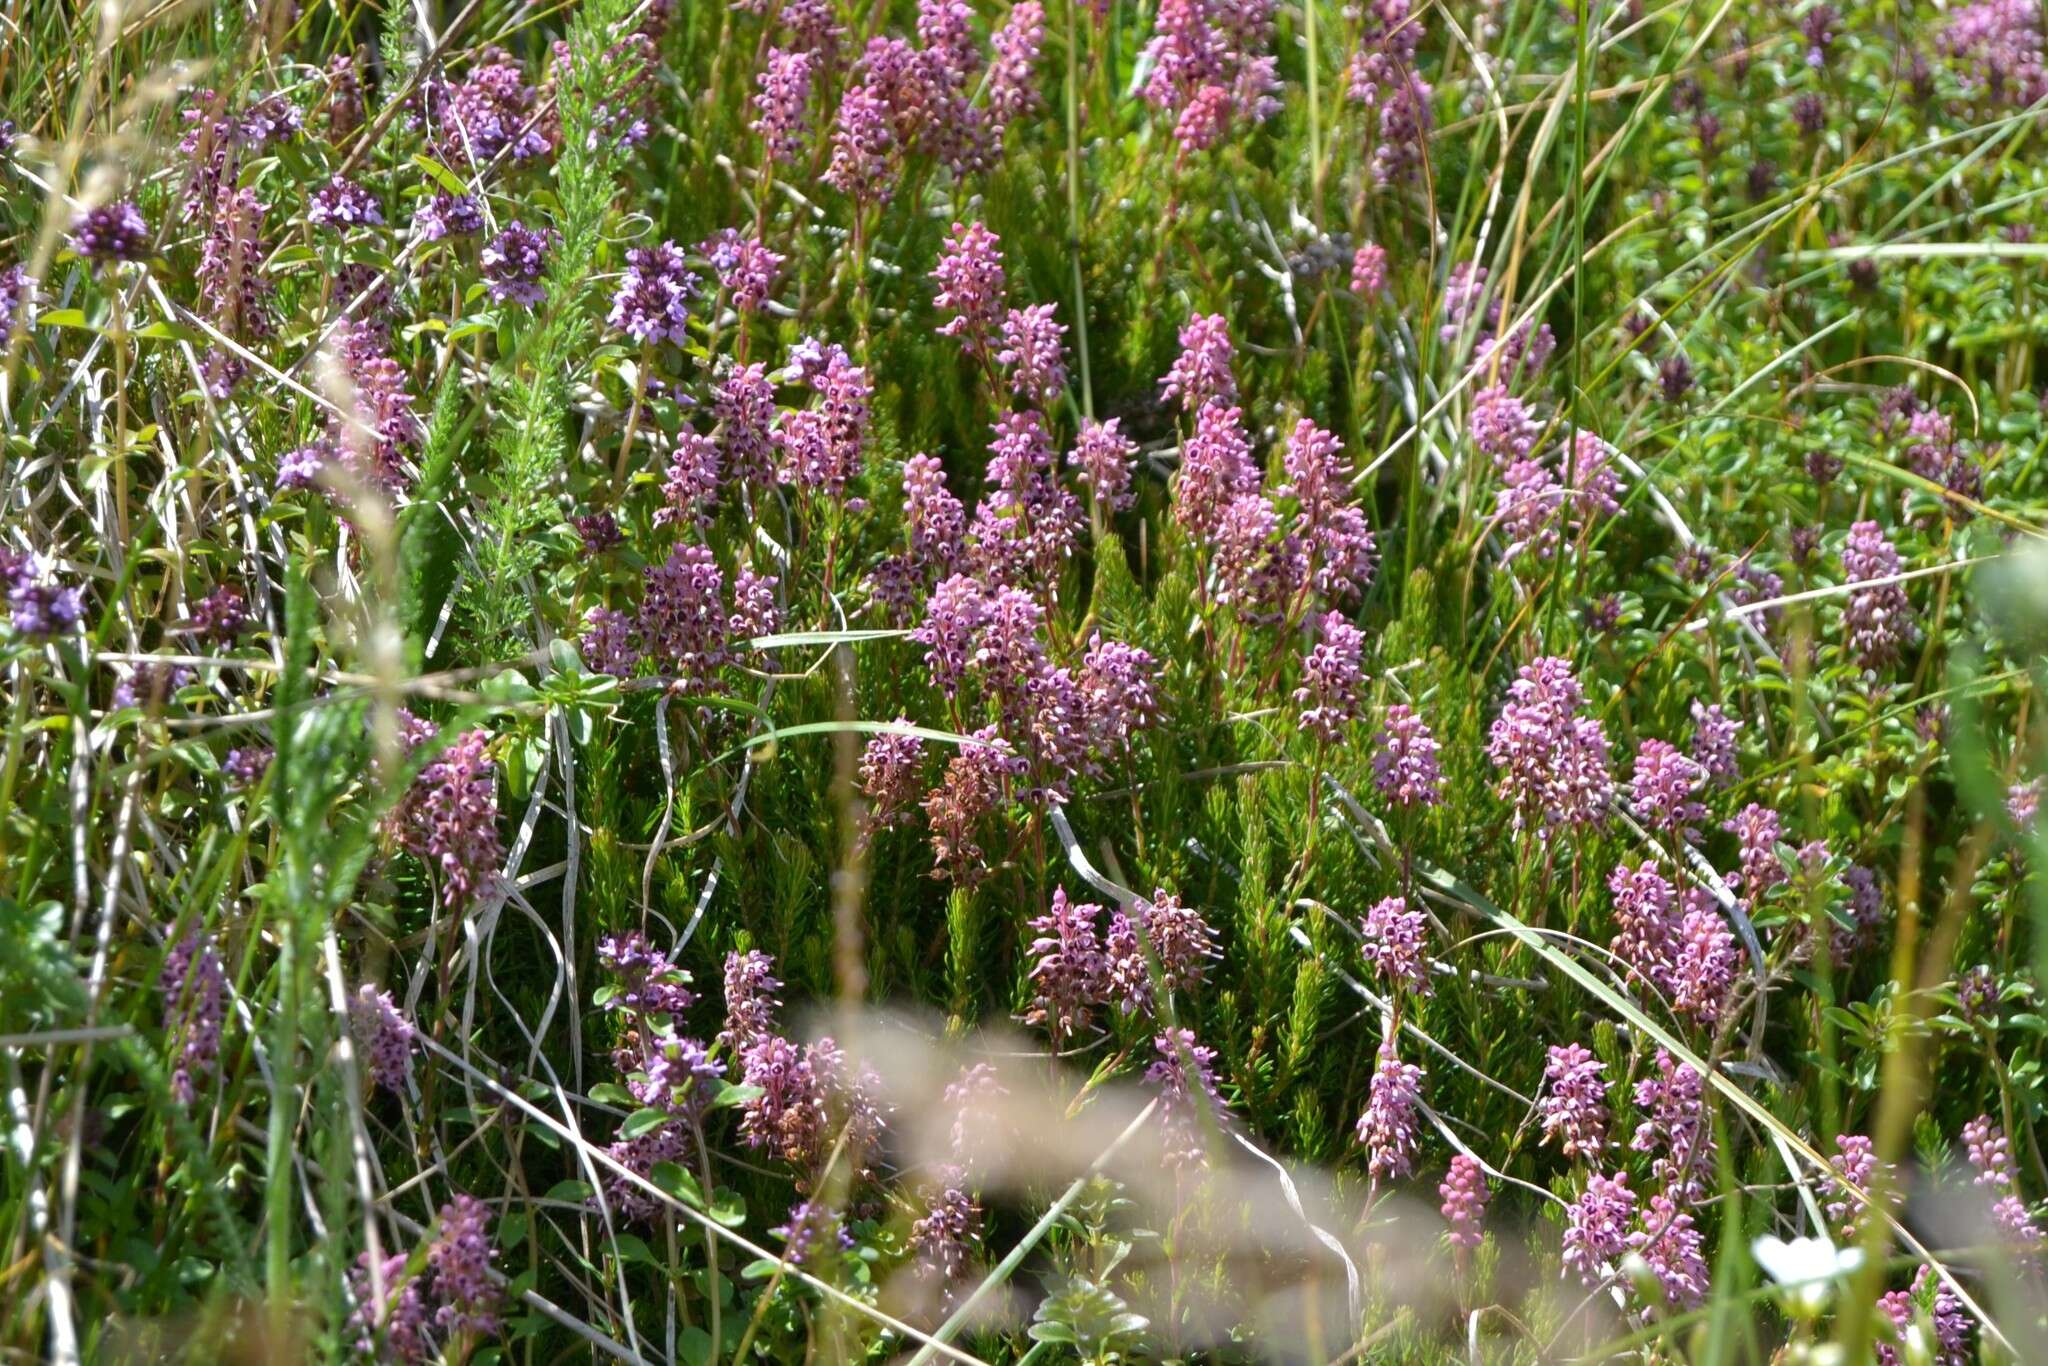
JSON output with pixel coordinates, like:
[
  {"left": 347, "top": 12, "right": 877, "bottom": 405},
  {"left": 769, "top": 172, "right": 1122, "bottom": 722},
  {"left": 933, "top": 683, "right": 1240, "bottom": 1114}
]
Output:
[
  {"left": 859, "top": 724, "right": 928, "bottom": 832},
  {"left": 1665, "top": 895, "right": 1739, "bottom": 1024},
  {"left": 824, "top": 83, "right": 898, "bottom": 201},
  {"left": 1538, "top": 1042, "right": 1609, "bottom": 1159},
  {"left": 1296, "top": 611, "right": 1367, "bottom": 741},
  {"left": 178, "top": 89, "right": 298, "bottom": 220},
  {"left": 1567, "top": 431, "right": 1624, "bottom": 522},
  {"left": 70, "top": 200, "right": 151, "bottom": 263},
  {"left": 736, "top": 1032, "right": 829, "bottom": 1167},
  {"left": 1281, "top": 419, "right": 1377, "bottom": 602},
  {"left": 1439, "top": 1154, "right": 1489, "bottom": 1249},
  {"left": 922, "top": 727, "right": 1025, "bottom": 882},
  {"left": 1878, "top": 1266, "right": 1971, "bottom": 1366},
  {"left": 1171, "top": 402, "right": 1258, "bottom": 542},
  {"left": 159, "top": 928, "right": 227, "bottom": 1104},
  {"left": 822, "top": 1, "right": 1011, "bottom": 175},
  {"left": 1442, "top": 263, "right": 1555, "bottom": 381},
  {"left": 1494, "top": 458, "right": 1563, "bottom": 561},
  {"left": 712, "top": 362, "right": 777, "bottom": 483},
  {"left": 2, "top": 552, "right": 84, "bottom": 637},
  {"left": 1351, "top": 242, "right": 1389, "bottom": 296},
  {"left": 971, "top": 410, "right": 1085, "bottom": 585},
  {"left": 932, "top": 221, "right": 1007, "bottom": 356},
  {"left": 721, "top": 949, "right": 782, "bottom": 1050},
  {"left": 1371, "top": 69, "right": 1434, "bottom": 183},
  {"left": 1205, "top": 494, "right": 1292, "bottom": 617},
  {"left": 772, "top": 1199, "right": 846, "bottom": 1267},
  {"left": 1132, "top": 889, "right": 1219, "bottom": 992},
  {"left": 349, "top": 986, "right": 416, "bottom": 1095},
  {"left": 1898, "top": 402, "right": 1983, "bottom": 510},
  {"left": 942, "top": 1062, "right": 1010, "bottom": 1176},
  {"left": 658, "top": 434, "right": 722, "bottom": 526},
  {"left": 391, "top": 725, "right": 505, "bottom": 909},
  {"left": 1026, "top": 886, "right": 1219, "bottom": 1036},
  {"left": 347, "top": 1251, "right": 432, "bottom": 1363},
  {"left": 1026, "top": 887, "right": 1112, "bottom": 1041},
  {"left": 633, "top": 544, "right": 782, "bottom": 684},
  {"left": 1827, "top": 1133, "right": 1890, "bottom": 1239},
  {"left": 906, "top": 555, "right": 1156, "bottom": 806},
  {"left": 1486, "top": 656, "right": 1614, "bottom": 836},
  {"left": 479, "top": 221, "right": 552, "bottom": 307},
  {"left": 1628, "top": 738, "right": 1707, "bottom": 840},
  {"left": 1358, "top": 895, "right": 1431, "bottom": 995},
  {"left": 597, "top": 932, "right": 698, "bottom": 1019},
  {"left": 1723, "top": 803, "right": 1785, "bottom": 898},
  {"left": 2008, "top": 776, "right": 2042, "bottom": 832},
  {"left": 1160, "top": 313, "right": 1238, "bottom": 412},
  {"left": 986, "top": 1, "right": 1047, "bottom": 134},
  {"left": 1562, "top": 1170, "right": 1635, "bottom": 1286},
  {"left": 1147, "top": 1027, "right": 1232, "bottom": 1170},
  {"left": 414, "top": 192, "right": 483, "bottom": 242},
  {"left": 1140, "top": 0, "right": 1280, "bottom": 155},
  {"left": 998, "top": 303, "right": 1068, "bottom": 404},
  {"left": 113, "top": 660, "right": 195, "bottom": 710},
  {"left": 775, "top": 338, "right": 873, "bottom": 496},
  {"left": 1689, "top": 700, "right": 1740, "bottom": 786},
  {"left": 1347, "top": 0, "right": 1433, "bottom": 179},
  {"left": 609, "top": 241, "right": 699, "bottom": 345},
  {"left": 1629, "top": 1194, "right": 1710, "bottom": 1309},
  {"left": 308, "top": 176, "right": 382, "bottom": 230},
  {"left": 754, "top": 47, "right": 817, "bottom": 164},
  {"left": 633, "top": 1034, "right": 725, "bottom": 1122},
  {"left": 1357, "top": 1039, "right": 1424, "bottom": 1181},
  {"left": 1939, "top": 0, "right": 2048, "bottom": 107},
  {"left": 1958, "top": 1114, "right": 2042, "bottom": 1262},
  {"left": 913, "top": 574, "right": 985, "bottom": 696},
  {"left": 289, "top": 319, "right": 421, "bottom": 494},
  {"left": 578, "top": 607, "right": 642, "bottom": 677},
  {"left": 1956, "top": 963, "right": 1999, "bottom": 1023},
  {"left": 1372, "top": 704, "right": 1443, "bottom": 809},
  {"left": 0, "top": 263, "right": 35, "bottom": 336},
  {"left": 171, "top": 588, "right": 238, "bottom": 650},
  {"left": 909, "top": 1180, "right": 983, "bottom": 1288},
  {"left": 222, "top": 745, "right": 272, "bottom": 787},
  {"left": 1470, "top": 385, "right": 1539, "bottom": 466},
  {"left": 928, "top": 222, "right": 1069, "bottom": 407},
  {"left": 1070, "top": 417, "right": 1139, "bottom": 514},
  {"left": 1345, "top": 0, "right": 1423, "bottom": 105},
  {"left": 1080, "top": 634, "right": 1163, "bottom": 757},
  {"left": 780, "top": 0, "right": 844, "bottom": 58},
  {"left": 810, "top": 1036, "right": 890, "bottom": 1176},
  {"left": 427, "top": 1193, "right": 499, "bottom": 1337},
  {"left": 415, "top": 47, "right": 552, "bottom": 170},
  {"left": 701, "top": 229, "right": 783, "bottom": 314},
  {"left": 1630, "top": 1050, "right": 1715, "bottom": 1200},
  {"left": 196, "top": 189, "right": 275, "bottom": 381},
  {"left": 1172, "top": 84, "right": 1235, "bottom": 152},
  {"left": 1607, "top": 862, "right": 1736, "bottom": 1023},
  {"left": 732, "top": 1029, "right": 886, "bottom": 1178},
  {"left": 1841, "top": 520, "right": 1914, "bottom": 670}
]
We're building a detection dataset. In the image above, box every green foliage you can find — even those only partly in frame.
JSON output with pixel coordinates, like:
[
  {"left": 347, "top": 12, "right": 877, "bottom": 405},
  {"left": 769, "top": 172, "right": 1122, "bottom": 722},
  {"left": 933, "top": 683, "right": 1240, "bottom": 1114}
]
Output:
[{"left": 7, "top": 0, "right": 2048, "bottom": 1361}]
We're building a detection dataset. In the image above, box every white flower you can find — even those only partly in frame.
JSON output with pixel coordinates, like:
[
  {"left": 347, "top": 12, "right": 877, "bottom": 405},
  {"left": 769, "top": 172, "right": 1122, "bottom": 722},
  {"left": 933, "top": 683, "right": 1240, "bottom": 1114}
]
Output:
[{"left": 1752, "top": 1233, "right": 1864, "bottom": 1318}]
